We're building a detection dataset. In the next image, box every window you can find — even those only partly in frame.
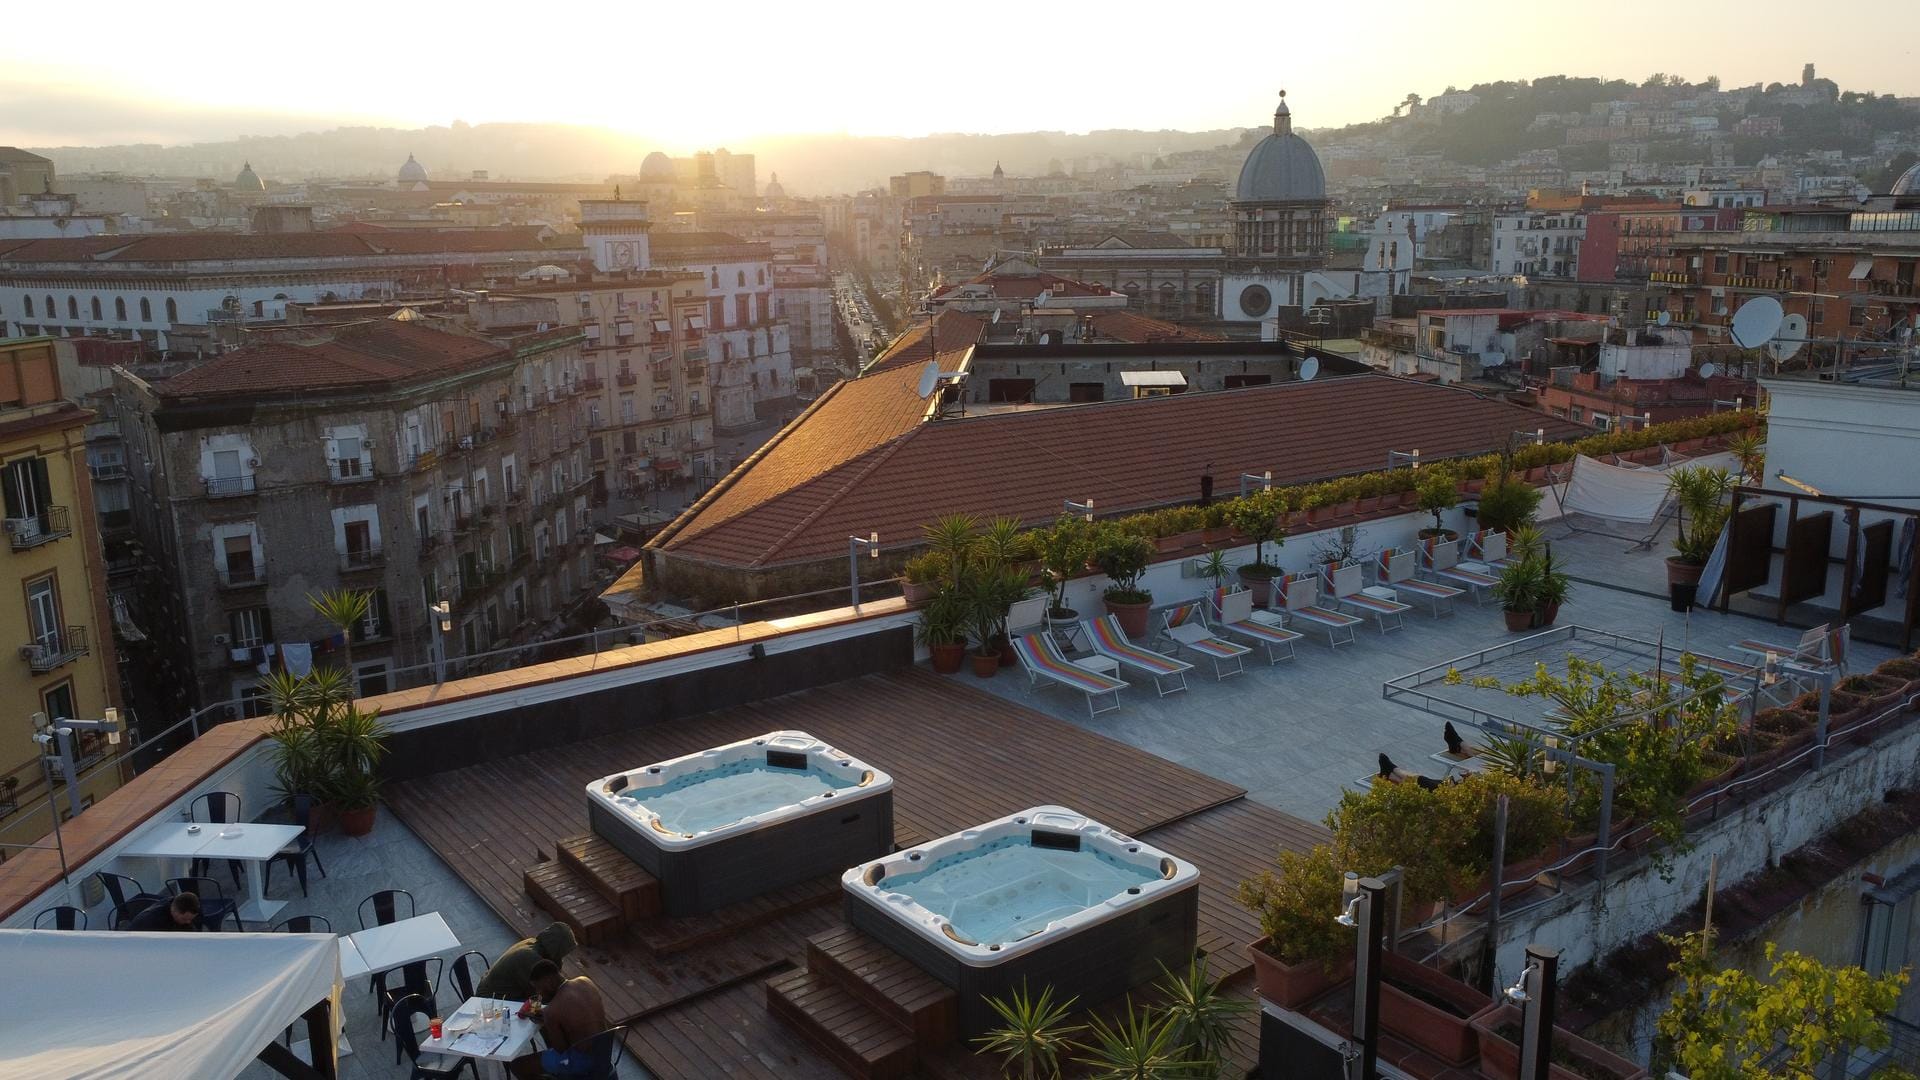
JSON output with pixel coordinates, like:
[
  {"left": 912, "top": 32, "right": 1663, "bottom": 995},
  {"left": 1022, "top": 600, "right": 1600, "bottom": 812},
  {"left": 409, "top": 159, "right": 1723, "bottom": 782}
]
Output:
[
  {"left": 89, "top": 297, "right": 101, "bottom": 321},
  {"left": 735, "top": 294, "right": 750, "bottom": 326},
  {"left": 1068, "top": 383, "right": 1104, "bottom": 402},
  {"left": 42, "top": 682, "right": 76, "bottom": 723},
  {"left": 22, "top": 295, "right": 32, "bottom": 317},
  {"left": 165, "top": 297, "right": 177, "bottom": 323},
  {"left": 67, "top": 296, "right": 78, "bottom": 319},
  {"left": 238, "top": 683, "right": 271, "bottom": 719},
  {"left": 344, "top": 519, "right": 373, "bottom": 562},
  {"left": 26, "top": 575, "right": 61, "bottom": 650},
  {"left": 354, "top": 589, "right": 391, "bottom": 641},
  {"left": 229, "top": 606, "right": 272, "bottom": 649},
  {"left": 221, "top": 533, "right": 258, "bottom": 585},
  {"left": 736, "top": 270, "right": 746, "bottom": 287},
  {"left": 1849, "top": 304, "right": 1866, "bottom": 327},
  {"left": 139, "top": 298, "right": 151, "bottom": 322},
  {"left": 354, "top": 662, "right": 390, "bottom": 698},
  {"left": 331, "top": 435, "right": 365, "bottom": 479},
  {"left": 2, "top": 455, "right": 53, "bottom": 524},
  {"left": 44, "top": 296, "right": 54, "bottom": 320}
]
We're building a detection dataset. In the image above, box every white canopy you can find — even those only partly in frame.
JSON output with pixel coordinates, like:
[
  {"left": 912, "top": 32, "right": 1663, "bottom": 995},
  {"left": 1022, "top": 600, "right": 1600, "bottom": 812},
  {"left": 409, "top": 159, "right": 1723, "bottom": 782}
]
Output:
[
  {"left": 0, "top": 929, "right": 341, "bottom": 1079},
  {"left": 1550, "top": 454, "right": 1675, "bottom": 523}
]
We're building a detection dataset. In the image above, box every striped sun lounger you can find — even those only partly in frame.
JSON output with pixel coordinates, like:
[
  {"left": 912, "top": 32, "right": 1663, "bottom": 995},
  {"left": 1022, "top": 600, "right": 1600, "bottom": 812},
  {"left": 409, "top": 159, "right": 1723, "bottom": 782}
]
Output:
[
  {"left": 1011, "top": 632, "right": 1127, "bottom": 717},
  {"left": 1461, "top": 530, "right": 1513, "bottom": 575},
  {"left": 1085, "top": 614, "right": 1192, "bottom": 696},
  {"left": 1157, "top": 602, "right": 1250, "bottom": 680},
  {"left": 1280, "top": 574, "right": 1363, "bottom": 648},
  {"left": 1319, "top": 561, "right": 1411, "bottom": 634},
  {"left": 1419, "top": 537, "right": 1498, "bottom": 603},
  {"left": 1209, "top": 587, "right": 1301, "bottom": 664},
  {"left": 1375, "top": 548, "right": 1462, "bottom": 617}
]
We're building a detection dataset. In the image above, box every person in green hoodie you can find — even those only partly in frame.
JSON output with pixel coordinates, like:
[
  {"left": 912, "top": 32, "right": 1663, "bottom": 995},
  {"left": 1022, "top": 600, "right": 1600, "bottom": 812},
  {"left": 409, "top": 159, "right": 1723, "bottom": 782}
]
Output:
[{"left": 475, "top": 921, "right": 577, "bottom": 1000}]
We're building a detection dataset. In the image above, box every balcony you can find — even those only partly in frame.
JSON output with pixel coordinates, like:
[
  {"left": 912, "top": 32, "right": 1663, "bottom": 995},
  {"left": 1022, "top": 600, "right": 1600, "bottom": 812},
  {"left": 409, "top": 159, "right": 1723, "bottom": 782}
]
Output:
[
  {"left": 683, "top": 362, "right": 706, "bottom": 381},
  {"left": 616, "top": 372, "right": 638, "bottom": 387},
  {"left": 339, "top": 547, "right": 385, "bottom": 573},
  {"left": 480, "top": 503, "right": 499, "bottom": 519},
  {"left": 21, "top": 626, "right": 88, "bottom": 673},
  {"left": 453, "top": 513, "right": 476, "bottom": 536},
  {"left": 651, "top": 364, "right": 673, "bottom": 384},
  {"left": 683, "top": 346, "right": 709, "bottom": 362},
  {"left": 328, "top": 461, "right": 376, "bottom": 485},
  {"left": 687, "top": 402, "right": 712, "bottom": 417},
  {"left": 6, "top": 506, "right": 71, "bottom": 550},
  {"left": 504, "top": 486, "right": 524, "bottom": 505},
  {"left": 217, "top": 563, "right": 266, "bottom": 590},
  {"left": 1725, "top": 273, "right": 1802, "bottom": 291},
  {"left": 1648, "top": 270, "right": 1696, "bottom": 286},
  {"left": 204, "top": 474, "right": 256, "bottom": 498},
  {"left": 579, "top": 376, "right": 605, "bottom": 392},
  {"left": 88, "top": 461, "right": 127, "bottom": 481},
  {"left": 419, "top": 535, "right": 441, "bottom": 560},
  {"left": 1868, "top": 278, "right": 1918, "bottom": 299},
  {"left": 408, "top": 449, "right": 440, "bottom": 474}
]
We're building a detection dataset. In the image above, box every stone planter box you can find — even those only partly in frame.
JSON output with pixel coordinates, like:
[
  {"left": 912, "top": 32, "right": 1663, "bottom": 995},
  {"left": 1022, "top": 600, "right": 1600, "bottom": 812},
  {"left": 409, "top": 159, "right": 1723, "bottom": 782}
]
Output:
[
  {"left": 1246, "top": 937, "right": 1352, "bottom": 1009},
  {"left": 1470, "top": 1003, "right": 1647, "bottom": 1080},
  {"left": 1378, "top": 952, "right": 1491, "bottom": 1066}
]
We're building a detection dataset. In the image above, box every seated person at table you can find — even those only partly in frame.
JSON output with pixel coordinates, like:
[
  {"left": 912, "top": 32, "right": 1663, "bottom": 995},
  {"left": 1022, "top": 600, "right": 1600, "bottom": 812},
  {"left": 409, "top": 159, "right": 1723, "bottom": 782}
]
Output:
[
  {"left": 509, "top": 960, "right": 608, "bottom": 1080},
  {"left": 127, "top": 892, "right": 201, "bottom": 932},
  {"left": 476, "top": 921, "right": 576, "bottom": 1000}
]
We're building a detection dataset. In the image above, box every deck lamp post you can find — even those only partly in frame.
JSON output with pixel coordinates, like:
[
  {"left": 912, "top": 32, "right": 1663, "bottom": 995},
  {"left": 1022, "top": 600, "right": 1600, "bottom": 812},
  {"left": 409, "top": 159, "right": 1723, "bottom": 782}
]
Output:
[
  {"left": 1510, "top": 428, "right": 1545, "bottom": 449},
  {"left": 1710, "top": 396, "right": 1745, "bottom": 413},
  {"left": 31, "top": 707, "right": 123, "bottom": 819},
  {"left": 1386, "top": 449, "right": 1421, "bottom": 471},
  {"left": 1334, "top": 868, "right": 1404, "bottom": 1080},
  {"left": 1506, "top": 945, "right": 1561, "bottom": 1080},
  {"left": 428, "top": 599, "right": 452, "bottom": 685},
  {"left": 1063, "top": 498, "right": 1094, "bottom": 522},
  {"left": 848, "top": 532, "right": 880, "bottom": 610},
  {"left": 1239, "top": 471, "right": 1274, "bottom": 497}
]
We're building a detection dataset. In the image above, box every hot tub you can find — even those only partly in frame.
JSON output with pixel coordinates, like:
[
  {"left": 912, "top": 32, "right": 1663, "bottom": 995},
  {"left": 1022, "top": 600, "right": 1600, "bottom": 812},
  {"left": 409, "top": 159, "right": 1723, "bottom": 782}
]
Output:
[
  {"left": 843, "top": 805, "right": 1198, "bottom": 1035},
  {"left": 587, "top": 730, "right": 893, "bottom": 916}
]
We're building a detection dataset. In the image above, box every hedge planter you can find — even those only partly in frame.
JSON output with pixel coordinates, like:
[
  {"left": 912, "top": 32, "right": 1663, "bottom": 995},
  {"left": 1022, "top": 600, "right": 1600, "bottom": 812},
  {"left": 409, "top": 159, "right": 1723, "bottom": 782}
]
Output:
[
  {"left": 1470, "top": 1003, "right": 1647, "bottom": 1080},
  {"left": 1247, "top": 937, "right": 1352, "bottom": 1009},
  {"left": 901, "top": 579, "right": 936, "bottom": 606},
  {"left": 1379, "top": 953, "right": 1492, "bottom": 1066}
]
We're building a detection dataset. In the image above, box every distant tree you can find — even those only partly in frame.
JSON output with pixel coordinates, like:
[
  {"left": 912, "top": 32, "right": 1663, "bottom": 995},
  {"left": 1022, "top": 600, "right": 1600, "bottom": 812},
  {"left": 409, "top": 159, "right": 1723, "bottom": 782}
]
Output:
[
  {"left": 1865, "top": 151, "right": 1919, "bottom": 193},
  {"left": 1702, "top": 75, "right": 1721, "bottom": 92},
  {"left": 1644, "top": 72, "right": 1669, "bottom": 88}
]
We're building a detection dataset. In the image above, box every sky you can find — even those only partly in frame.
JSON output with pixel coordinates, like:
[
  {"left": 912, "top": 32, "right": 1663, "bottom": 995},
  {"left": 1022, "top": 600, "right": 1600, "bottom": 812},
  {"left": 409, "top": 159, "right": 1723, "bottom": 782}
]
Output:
[{"left": 3, "top": 0, "right": 1916, "bottom": 150}]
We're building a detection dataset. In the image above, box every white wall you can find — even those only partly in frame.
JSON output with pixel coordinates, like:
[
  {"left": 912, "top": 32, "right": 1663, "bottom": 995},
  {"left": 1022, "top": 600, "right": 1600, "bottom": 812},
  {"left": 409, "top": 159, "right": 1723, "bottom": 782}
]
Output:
[{"left": 1760, "top": 378, "right": 1920, "bottom": 505}]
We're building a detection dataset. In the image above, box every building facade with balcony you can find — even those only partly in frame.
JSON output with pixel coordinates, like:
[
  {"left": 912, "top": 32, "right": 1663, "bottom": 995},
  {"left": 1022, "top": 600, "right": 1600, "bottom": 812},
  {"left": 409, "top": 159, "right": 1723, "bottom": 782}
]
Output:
[
  {"left": 0, "top": 337, "right": 123, "bottom": 823},
  {"left": 112, "top": 318, "right": 601, "bottom": 711},
  {"left": 646, "top": 231, "right": 795, "bottom": 429},
  {"left": 1492, "top": 209, "right": 1586, "bottom": 279}
]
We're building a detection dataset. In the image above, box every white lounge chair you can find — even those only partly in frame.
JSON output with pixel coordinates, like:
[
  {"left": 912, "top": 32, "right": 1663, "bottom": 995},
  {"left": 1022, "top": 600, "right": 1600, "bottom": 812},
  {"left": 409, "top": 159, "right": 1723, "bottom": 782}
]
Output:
[
  {"left": 1374, "top": 548, "right": 1462, "bottom": 618},
  {"left": 1010, "top": 632, "right": 1127, "bottom": 717},
  {"left": 1460, "top": 529, "right": 1513, "bottom": 575},
  {"left": 1319, "top": 560, "right": 1411, "bottom": 634},
  {"left": 1729, "top": 623, "right": 1829, "bottom": 667},
  {"left": 1208, "top": 587, "right": 1301, "bottom": 665},
  {"left": 1280, "top": 574, "right": 1363, "bottom": 648},
  {"left": 1418, "top": 536, "right": 1497, "bottom": 603},
  {"left": 1084, "top": 614, "right": 1193, "bottom": 696},
  {"left": 1157, "top": 602, "right": 1250, "bottom": 680}
]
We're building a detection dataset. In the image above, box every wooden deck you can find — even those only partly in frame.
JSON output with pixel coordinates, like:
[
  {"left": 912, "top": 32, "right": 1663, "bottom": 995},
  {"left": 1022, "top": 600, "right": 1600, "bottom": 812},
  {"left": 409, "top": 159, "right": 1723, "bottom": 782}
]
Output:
[{"left": 386, "top": 667, "right": 1322, "bottom": 1079}]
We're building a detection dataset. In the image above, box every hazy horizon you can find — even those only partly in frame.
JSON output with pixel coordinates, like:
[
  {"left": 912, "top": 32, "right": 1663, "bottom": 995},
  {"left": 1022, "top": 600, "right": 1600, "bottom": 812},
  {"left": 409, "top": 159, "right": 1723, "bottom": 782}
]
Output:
[{"left": 6, "top": 0, "right": 1916, "bottom": 153}]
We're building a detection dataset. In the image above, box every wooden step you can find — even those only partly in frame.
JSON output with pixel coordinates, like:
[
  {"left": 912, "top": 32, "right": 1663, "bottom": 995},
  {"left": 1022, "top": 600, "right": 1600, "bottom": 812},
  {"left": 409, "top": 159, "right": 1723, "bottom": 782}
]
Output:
[
  {"left": 555, "top": 833, "right": 660, "bottom": 921},
  {"left": 765, "top": 968, "right": 917, "bottom": 1080},
  {"left": 807, "top": 927, "right": 957, "bottom": 1049},
  {"left": 629, "top": 871, "right": 839, "bottom": 956},
  {"left": 523, "top": 859, "right": 622, "bottom": 946}
]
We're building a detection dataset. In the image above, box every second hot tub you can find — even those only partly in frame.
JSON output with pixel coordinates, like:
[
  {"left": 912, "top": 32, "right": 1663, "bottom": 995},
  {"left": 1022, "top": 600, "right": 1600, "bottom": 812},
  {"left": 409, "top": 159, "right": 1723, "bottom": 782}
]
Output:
[
  {"left": 844, "top": 805, "right": 1198, "bottom": 1035},
  {"left": 587, "top": 730, "right": 894, "bottom": 916}
]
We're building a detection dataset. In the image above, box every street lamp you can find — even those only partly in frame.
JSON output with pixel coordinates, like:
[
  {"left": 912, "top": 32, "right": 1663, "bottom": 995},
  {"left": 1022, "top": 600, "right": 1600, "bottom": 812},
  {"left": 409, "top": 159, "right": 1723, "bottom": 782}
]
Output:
[
  {"left": 1239, "top": 471, "right": 1274, "bottom": 497},
  {"left": 428, "top": 599, "right": 452, "bottom": 685},
  {"left": 848, "top": 532, "right": 880, "bottom": 609},
  {"left": 32, "top": 708, "right": 125, "bottom": 819},
  {"left": 1063, "top": 498, "right": 1094, "bottom": 522}
]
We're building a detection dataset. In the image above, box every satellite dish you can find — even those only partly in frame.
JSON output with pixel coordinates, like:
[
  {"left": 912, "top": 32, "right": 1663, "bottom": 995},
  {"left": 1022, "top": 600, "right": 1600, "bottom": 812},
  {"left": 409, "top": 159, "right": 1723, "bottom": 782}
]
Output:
[
  {"left": 1854, "top": 184, "right": 1874, "bottom": 205},
  {"left": 916, "top": 360, "right": 940, "bottom": 399},
  {"left": 1769, "top": 314, "right": 1809, "bottom": 362},
  {"left": 1038, "top": 332, "right": 1052, "bottom": 345},
  {"left": 991, "top": 308, "right": 1001, "bottom": 324},
  {"left": 1698, "top": 362, "right": 1718, "bottom": 379},
  {"left": 1656, "top": 311, "right": 1672, "bottom": 326},
  {"left": 1730, "top": 296, "right": 1784, "bottom": 349},
  {"left": 1298, "top": 356, "right": 1321, "bottom": 382}
]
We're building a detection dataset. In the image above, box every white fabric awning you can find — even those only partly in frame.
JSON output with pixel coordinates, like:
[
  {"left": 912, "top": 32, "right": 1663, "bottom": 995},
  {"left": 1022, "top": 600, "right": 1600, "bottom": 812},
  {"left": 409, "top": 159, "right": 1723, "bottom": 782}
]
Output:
[
  {"left": 1551, "top": 455, "right": 1673, "bottom": 523},
  {"left": 1119, "top": 370, "right": 1187, "bottom": 387},
  {"left": 0, "top": 928, "right": 341, "bottom": 1079},
  {"left": 1849, "top": 257, "right": 1875, "bottom": 280}
]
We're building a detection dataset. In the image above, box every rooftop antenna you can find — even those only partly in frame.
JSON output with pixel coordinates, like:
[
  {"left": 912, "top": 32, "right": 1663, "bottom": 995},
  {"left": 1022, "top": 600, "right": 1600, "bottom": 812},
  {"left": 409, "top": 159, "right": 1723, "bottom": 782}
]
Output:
[
  {"left": 1698, "top": 362, "right": 1719, "bottom": 379},
  {"left": 1729, "top": 296, "right": 1784, "bottom": 350},
  {"left": 1298, "top": 355, "right": 1321, "bottom": 381},
  {"left": 1656, "top": 310, "right": 1672, "bottom": 326},
  {"left": 916, "top": 358, "right": 968, "bottom": 402}
]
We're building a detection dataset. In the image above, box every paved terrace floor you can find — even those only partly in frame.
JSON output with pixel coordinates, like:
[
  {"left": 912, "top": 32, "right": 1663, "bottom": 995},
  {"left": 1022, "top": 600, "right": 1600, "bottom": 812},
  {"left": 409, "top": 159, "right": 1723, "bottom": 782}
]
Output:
[
  {"left": 974, "top": 525, "right": 1899, "bottom": 823},
  {"left": 385, "top": 669, "right": 1330, "bottom": 1079}
]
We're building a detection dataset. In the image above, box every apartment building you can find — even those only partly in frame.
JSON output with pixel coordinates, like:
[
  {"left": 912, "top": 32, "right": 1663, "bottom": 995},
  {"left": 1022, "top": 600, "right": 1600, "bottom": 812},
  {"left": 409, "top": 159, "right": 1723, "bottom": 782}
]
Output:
[
  {"left": 1492, "top": 210, "right": 1586, "bottom": 278},
  {"left": 647, "top": 232, "right": 795, "bottom": 430},
  {"left": 113, "top": 317, "right": 598, "bottom": 711},
  {"left": 0, "top": 337, "right": 122, "bottom": 826}
]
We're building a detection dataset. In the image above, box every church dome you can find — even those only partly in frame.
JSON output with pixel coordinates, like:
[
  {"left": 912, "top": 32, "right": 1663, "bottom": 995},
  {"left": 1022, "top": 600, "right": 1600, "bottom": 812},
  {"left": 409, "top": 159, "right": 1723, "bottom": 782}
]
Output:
[
  {"left": 763, "top": 171, "right": 785, "bottom": 199},
  {"left": 1234, "top": 92, "right": 1325, "bottom": 203},
  {"left": 1893, "top": 161, "right": 1920, "bottom": 196},
  {"left": 234, "top": 161, "right": 265, "bottom": 192},
  {"left": 397, "top": 154, "right": 428, "bottom": 183},
  {"left": 640, "top": 152, "right": 675, "bottom": 181}
]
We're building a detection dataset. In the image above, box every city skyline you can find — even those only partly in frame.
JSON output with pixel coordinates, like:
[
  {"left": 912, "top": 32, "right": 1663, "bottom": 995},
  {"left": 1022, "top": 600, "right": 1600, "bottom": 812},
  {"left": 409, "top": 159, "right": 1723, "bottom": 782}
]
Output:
[{"left": 5, "top": 0, "right": 1918, "bottom": 151}]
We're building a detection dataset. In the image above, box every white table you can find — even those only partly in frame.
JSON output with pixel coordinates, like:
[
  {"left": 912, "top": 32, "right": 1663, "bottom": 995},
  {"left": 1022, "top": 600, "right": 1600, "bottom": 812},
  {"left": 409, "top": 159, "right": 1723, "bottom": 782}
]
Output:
[
  {"left": 347, "top": 911, "right": 459, "bottom": 979},
  {"left": 420, "top": 997, "right": 539, "bottom": 1075},
  {"left": 337, "top": 937, "right": 370, "bottom": 981},
  {"left": 121, "top": 820, "right": 305, "bottom": 924},
  {"left": 1361, "top": 585, "right": 1399, "bottom": 603},
  {"left": 1071, "top": 654, "right": 1120, "bottom": 679}
]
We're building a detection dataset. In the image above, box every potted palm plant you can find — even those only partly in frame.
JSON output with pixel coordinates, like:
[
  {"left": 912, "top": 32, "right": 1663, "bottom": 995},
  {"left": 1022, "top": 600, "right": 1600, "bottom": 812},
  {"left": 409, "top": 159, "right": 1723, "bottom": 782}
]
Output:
[
  {"left": 1094, "top": 527, "right": 1156, "bottom": 638},
  {"left": 1493, "top": 556, "right": 1544, "bottom": 633},
  {"left": 1229, "top": 492, "right": 1287, "bottom": 606},
  {"left": 965, "top": 566, "right": 1027, "bottom": 678},
  {"left": 1197, "top": 549, "right": 1233, "bottom": 595},
  {"left": 916, "top": 589, "right": 970, "bottom": 674},
  {"left": 1533, "top": 548, "right": 1570, "bottom": 627},
  {"left": 1157, "top": 957, "right": 1252, "bottom": 1077},
  {"left": 976, "top": 983, "right": 1082, "bottom": 1080},
  {"left": 1665, "top": 465, "right": 1733, "bottom": 609}
]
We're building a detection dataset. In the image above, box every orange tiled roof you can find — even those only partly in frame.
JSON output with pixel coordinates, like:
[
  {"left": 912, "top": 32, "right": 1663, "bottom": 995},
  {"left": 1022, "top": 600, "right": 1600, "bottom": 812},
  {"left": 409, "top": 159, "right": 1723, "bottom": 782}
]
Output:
[
  {"left": 156, "top": 321, "right": 508, "bottom": 399},
  {"left": 654, "top": 372, "right": 1588, "bottom": 569},
  {"left": 0, "top": 227, "right": 561, "bottom": 265}
]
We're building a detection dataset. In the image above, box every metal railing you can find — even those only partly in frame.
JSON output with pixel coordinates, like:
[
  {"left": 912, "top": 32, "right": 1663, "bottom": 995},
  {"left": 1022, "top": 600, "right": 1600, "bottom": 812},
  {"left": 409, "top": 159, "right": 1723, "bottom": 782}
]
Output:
[
  {"left": 204, "top": 474, "right": 256, "bottom": 497},
  {"left": 329, "top": 462, "right": 377, "bottom": 484},
  {"left": 216, "top": 563, "right": 266, "bottom": 589},
  {"left": 6, "top": 506, "right": 71, "bottom": 549},
  {"left": 21, "top": 626, "right": 88, "bottom": 672},
  {"left": 339, "top": 547, "right": 385, "bottom": 572}
]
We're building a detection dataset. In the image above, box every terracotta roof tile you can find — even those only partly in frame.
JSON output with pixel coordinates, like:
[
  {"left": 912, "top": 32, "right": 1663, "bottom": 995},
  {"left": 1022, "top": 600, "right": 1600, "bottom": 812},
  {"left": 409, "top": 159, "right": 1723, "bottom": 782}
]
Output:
[
  {"left": 156, "top": 321, "right": 508, "bottom": 399},
  {"left": 657, "top": 374, "right": 1587, "bottom": 568},
  {"left": 1086, "top": 311, "right": 1225, "bottom": 342},
  {"left": 0, "top": 228, "right": 559, "bottom": 265}
]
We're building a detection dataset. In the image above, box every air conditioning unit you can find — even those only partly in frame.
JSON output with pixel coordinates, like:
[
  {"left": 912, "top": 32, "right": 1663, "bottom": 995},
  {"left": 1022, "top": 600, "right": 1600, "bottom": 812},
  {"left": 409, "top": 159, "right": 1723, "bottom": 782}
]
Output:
[
  {"left": 213, "top": 633, "right": 230, "bottom": 646},
  {"left": 362, "top": 439, "right": 375, "bottom": 449}
]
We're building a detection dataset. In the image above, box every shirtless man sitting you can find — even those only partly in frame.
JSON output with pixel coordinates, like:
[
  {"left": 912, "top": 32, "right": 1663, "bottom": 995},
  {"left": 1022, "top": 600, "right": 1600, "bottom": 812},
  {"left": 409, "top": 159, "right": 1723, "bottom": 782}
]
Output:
[{"left": 509, "top": 959, "right": 610, "bottom": 1079}]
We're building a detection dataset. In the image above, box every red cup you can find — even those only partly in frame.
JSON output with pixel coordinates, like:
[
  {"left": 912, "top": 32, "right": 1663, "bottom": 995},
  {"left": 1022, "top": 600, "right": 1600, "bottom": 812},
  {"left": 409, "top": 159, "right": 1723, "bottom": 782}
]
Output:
[{"left": 429, "top": 1017, "right": 443, "bottom": 1040}]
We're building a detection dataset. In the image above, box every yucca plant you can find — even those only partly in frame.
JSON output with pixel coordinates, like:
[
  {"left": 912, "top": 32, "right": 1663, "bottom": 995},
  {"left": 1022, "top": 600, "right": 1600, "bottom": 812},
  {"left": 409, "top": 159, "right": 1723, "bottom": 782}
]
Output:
[
  {"left": 1156, "top": 957, "right": 1250, "bottom": 1077},
  {"left": 1667, "top": 466, "right": 1734, "bottom": 566},
  {"left": 975, "top": 982, "right": 1082, "bottom": 1080},
  {"left": 1479, "top": 732, "right": 1543, "bottom": 779},
  {"left": 307, "top": 587, "right": 371, "bottom": 671},
  {"left": 923, "top": 513, "right": 980, "bottom": 588},
  {"left": 1076, "top": 999, "right": 1198, "bottom": 1080},
  {"left": 974, "top": 516, "right": 1031, "bottom": 570}
]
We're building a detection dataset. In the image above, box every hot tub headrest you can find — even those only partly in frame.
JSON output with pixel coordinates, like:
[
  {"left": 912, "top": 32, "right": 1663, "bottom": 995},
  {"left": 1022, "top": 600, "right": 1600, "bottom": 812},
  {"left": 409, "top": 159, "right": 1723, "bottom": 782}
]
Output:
[
  {"left": 766, "top": 749, "right": 809, "bottom": 770},
  {"left": 1160, "top": 857, "right": 1177, "bottom": 879},
  {"left": 940, "top": 922, "right": 979, "bottom": 947},
  {"left": 1029, "top": 829, "right": 1081, "bottom": 853},
  {"left": 862, "top": 863, "right": 886, "bottom": 886},
  {"left": 605, "top": 775, "right": 629, "bottom": 794}
]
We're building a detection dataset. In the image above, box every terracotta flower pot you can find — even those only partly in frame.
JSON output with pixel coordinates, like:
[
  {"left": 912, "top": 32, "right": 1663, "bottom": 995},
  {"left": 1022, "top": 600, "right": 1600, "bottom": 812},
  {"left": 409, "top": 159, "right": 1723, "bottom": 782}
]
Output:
[
  {"left": 1535, "top": 602, "right": 1561, "bottom": 628},
  {"left": 1665, "top": 557, "right": 1704, "bottom": 586},
  {"left": 1104, "top": 597, "right": 1152, "bottom": 639},
  {"left": 1504, "top": 608, "right": 1535, "bottom": 633},
  {"left": 929, "top": 642, "right": 966, "bottom": 674},
  {"left": 1378, "top": 953, "right": 1492, "bottom": 1066},
  {"left": 995, "top": 635, "right": 1016, "bottom": 668},
  {"left": 1469, "top": 1003, "right": 1648, "bottom": 1080},
  {"left": 970, "top": 651, "right": 1000, "bottom": 678},
  {"left": 1246, "top": 937, "right": 1352, "bottom": 1009},
  {"left": 338, "top": 805, "right": 376, "bottom": 837}
]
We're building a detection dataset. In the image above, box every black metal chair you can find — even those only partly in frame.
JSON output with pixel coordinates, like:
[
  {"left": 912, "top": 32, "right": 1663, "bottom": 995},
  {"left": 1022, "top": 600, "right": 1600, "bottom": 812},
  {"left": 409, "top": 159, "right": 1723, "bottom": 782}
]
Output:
[
  {"left": 188, "top": 790, "right": 246, "bottom": 888},
  {"left": 33, "top": 905, "right": 88, "bottom": 930},
  {"left": 389, "top": 993, "right": 476, "bottom": 1080},
  {"left": 272, "top": 914, "right": 332, "bottom": 934},
  {"left": 166, "top": 875, "right": 242, "bottom": 931},
  {"left": 378, "top": 957, "right": 443, "bottom": 1051},
  {"left": 263, "top": 794, "right": 327, "bottom": 897},
  {"left": 95, "top": 871, "right": 165, "bottom": 929},
  {"left": 358, "top": 888, "right": 415, "bottom": 930},
  {"left": 448, "top": 949, "right": 489, "bottom": 1002},
  {"left": 579, "top": 1025, "right": 629, "bottom": 1080}
]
